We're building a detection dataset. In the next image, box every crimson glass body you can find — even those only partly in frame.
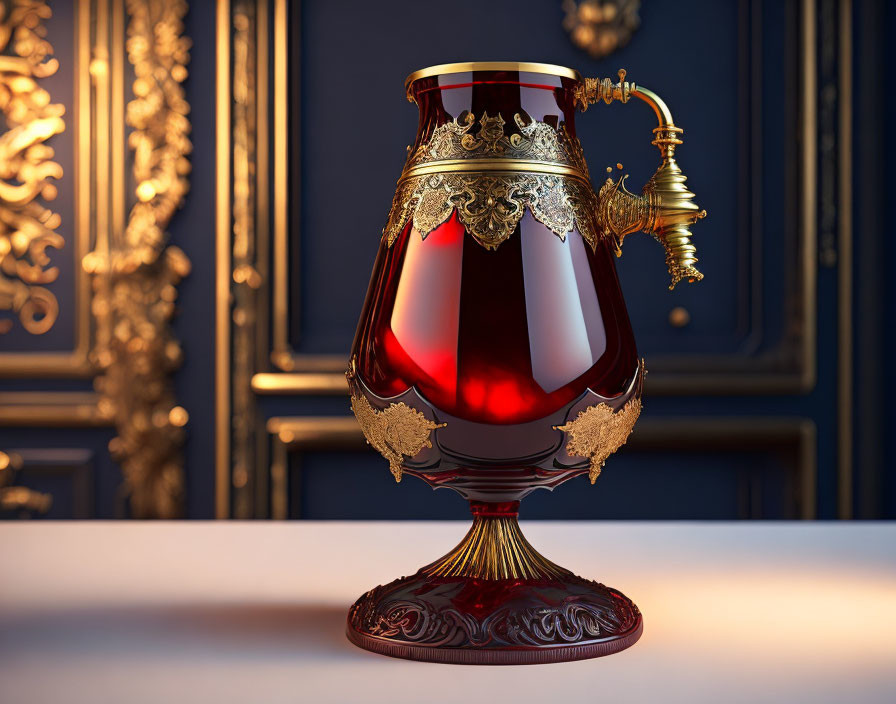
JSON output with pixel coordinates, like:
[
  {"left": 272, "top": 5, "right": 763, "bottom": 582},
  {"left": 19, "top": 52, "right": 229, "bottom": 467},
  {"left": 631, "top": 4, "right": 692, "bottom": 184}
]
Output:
[{"left": 352, "top": 70, "right": 638, "bottom": 433}]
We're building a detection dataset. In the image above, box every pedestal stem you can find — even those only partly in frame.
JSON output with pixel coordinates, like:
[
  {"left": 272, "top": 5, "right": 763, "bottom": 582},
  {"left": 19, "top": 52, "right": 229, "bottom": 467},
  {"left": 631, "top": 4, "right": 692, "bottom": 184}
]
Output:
[
  {"left": 347, "top": 498, "right": 643, "bottom": 663},
  {"left": 421, "top": 501, "right": 570, "bottom": 581}
]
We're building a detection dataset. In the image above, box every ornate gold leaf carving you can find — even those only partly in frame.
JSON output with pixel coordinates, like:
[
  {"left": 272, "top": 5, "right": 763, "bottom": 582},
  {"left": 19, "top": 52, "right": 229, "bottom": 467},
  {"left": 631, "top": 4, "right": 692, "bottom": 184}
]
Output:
[
  {"left": 0, "top": 0, "right": 65, "bottom": 335},
  {"left": 83, "top": 0, "right": 192, "bottom": 518},
  {"left": 383, "top": 112, "right": 601, "bottom": 251},
  {"left": 350, "top": 393, "right": 445, "bottom": 483},
  {"left": 554, "top": 397, "right": 641, "bottom": 483}
]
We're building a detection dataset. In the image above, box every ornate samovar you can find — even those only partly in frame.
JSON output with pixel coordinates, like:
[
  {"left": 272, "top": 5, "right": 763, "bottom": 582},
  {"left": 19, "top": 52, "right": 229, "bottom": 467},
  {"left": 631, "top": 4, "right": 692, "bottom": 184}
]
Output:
[{"left": 345, "top": 62, "right": 706, "bottom": 664}]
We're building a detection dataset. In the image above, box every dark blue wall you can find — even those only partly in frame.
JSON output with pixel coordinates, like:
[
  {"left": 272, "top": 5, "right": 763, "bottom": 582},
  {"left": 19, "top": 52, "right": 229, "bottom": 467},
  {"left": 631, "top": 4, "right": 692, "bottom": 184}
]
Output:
[
  {"left": 260, "top": 0, "right": 891, "bottom": 519},
  {"left": 171, "top": 4, "right": 218, "bottom": 519}
]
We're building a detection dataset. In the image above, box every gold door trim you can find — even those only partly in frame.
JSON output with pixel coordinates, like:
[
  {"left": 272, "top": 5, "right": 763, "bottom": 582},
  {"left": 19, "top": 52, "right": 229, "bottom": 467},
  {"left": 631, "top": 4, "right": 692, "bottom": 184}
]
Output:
[
  {"left": 217, "top": 0, "right": 277, "bottom": 518},
  {"left": 0, "top": 392, "right": 108, "bottom": 426},
  {"left": 216, "top": 0, "right": 233, "bottom": 518}
]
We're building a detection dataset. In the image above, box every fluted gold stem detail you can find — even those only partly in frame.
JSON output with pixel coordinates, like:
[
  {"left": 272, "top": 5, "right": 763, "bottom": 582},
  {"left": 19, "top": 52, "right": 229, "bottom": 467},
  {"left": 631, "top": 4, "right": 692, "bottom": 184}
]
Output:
[{"left": 422, "top": 514, "right": 569, "bottom": 581}]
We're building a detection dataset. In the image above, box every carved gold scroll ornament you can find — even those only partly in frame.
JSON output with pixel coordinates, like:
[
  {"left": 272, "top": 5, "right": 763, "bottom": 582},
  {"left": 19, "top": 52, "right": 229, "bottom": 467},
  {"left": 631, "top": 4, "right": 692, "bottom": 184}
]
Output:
[
  {"left": 0, "top": 0, "right": 65, "bottom": 335},
  {"left": 83, "top": 0, "right": 192, "bottom": 518}
]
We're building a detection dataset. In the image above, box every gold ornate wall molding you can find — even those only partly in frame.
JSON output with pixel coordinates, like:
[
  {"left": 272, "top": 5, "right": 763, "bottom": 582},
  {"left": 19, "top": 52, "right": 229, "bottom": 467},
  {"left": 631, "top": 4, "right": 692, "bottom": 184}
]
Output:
[
  {"left": 217, "top": 0, "right": 266, "bottom": 518},
  {"left": 218, "top": 0, "right": 335, "bottom": 517},
  {"left": 83, "top": 0, "right": 192, "bottom": 518},
  {"left": 0, "top": 0, "right": 94, "bottom": 377},
  {"left": 0, "top": 447, "right": 93, "bottom": 517},
  {"left": 0, "top": 0, "right": 66, "bottom": 336},
  {"left": 0, "top": 450, "right": 52, "bottom": 515},
  {"left": 0, "top": 2, "right": 109, "bottom": 518},
  {"left": 230, "top": 0, "right": 265, "bottom": 518}
]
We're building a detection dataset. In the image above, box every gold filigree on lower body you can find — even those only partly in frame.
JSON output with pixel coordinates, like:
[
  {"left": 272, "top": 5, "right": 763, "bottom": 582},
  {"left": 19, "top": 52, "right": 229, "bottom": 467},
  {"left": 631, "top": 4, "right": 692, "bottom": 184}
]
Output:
[
  {"left": 554, "top": 396, "right": 642, "bottom": 483},
  {"left": 350, "top": 393, "right": 446, "bottom": 482},
  {"left": 383, "top": 172, "right": 600, "bottom": 251}
]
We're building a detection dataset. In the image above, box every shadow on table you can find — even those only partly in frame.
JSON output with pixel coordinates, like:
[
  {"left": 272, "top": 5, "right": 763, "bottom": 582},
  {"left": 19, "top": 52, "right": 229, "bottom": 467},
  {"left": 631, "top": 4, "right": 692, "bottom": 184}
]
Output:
[{"left": 1, "top": 603, "right": 368, "bottom": 661}]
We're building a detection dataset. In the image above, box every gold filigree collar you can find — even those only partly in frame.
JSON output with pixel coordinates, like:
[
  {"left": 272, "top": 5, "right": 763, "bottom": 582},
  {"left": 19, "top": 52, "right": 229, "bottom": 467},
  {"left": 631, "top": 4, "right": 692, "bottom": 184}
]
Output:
[
  {"left": 401, "top": 112, "right": 590, "bottom": 180},
  {"left": 383, "top": 112, "right": 600, "bottom": 251}
]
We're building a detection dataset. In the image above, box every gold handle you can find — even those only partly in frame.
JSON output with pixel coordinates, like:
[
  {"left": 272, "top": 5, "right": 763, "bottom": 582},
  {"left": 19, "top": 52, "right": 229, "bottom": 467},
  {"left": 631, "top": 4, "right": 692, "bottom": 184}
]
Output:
[{"left": 576, "top": 70, "right": 707, "bottom": 290}]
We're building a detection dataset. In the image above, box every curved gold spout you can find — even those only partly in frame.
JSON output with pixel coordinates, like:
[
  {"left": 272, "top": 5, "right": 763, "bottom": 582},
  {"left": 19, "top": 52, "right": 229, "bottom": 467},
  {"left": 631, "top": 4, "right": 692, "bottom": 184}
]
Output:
[{"left": 576, "top": 70, "right": 707, "bottom": 290}]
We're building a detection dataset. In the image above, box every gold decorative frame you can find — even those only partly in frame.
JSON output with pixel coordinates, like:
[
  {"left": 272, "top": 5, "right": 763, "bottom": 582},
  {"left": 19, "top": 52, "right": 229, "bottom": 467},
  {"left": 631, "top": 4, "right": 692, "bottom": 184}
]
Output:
[
  {"left": 217, "top": 0, "right": 270, "bottom": 518},
  {"left": 249, "top": 0, "right": 346, "bottom": 394},
  {"left": 267, "top": 416, "right": 362, "bottom": 519},
  {"left": 0, "top": 448, "right": 93, "bottom": 518},
  {"left": 0, "top": 0, "right": 192, "bottom": 519},
  {"left": 0, "top": 0, "right": 92, "bottom": 376},
  {"left": 0, "top": 0, "right": 67, "bottom": 339},
  {"left": 83, "top": 0, "right": 192, "bottom": 519}
]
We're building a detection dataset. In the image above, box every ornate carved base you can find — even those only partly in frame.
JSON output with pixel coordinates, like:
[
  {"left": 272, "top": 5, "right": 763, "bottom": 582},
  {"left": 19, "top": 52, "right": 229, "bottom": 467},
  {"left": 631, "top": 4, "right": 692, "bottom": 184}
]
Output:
[{"left": 346, "top": 503, "right": 642, "bottom": 665}]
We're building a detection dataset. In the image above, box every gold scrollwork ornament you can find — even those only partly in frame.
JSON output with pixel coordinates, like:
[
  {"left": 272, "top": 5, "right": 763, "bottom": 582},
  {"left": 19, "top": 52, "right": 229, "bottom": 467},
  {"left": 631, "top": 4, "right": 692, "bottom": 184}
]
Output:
[
  {"left": 0, "top": 0, "right": 65, "bottom": 335},
  {"left": 84, "top": 0, "right": 192, "bottom": 519}
]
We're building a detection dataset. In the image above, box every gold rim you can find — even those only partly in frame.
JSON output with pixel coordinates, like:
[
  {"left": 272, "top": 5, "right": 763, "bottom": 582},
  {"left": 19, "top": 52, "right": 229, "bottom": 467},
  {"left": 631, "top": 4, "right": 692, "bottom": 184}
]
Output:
[{"left": 405, "top": 62, "right": 582, "bottom": 91}]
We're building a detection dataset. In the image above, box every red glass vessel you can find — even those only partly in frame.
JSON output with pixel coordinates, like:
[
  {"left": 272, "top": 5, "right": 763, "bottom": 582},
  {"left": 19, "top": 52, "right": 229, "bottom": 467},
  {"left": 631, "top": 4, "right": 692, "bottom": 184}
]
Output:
[{"left": 346, "top": 62, "right": 705, "bottom": 664}]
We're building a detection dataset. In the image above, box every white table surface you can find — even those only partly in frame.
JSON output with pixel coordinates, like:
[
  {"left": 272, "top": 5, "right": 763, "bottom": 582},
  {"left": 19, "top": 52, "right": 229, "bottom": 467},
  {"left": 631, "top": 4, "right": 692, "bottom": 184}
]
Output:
[{"left": 1, "top": 521, "right": 894, "bottom": 704}]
